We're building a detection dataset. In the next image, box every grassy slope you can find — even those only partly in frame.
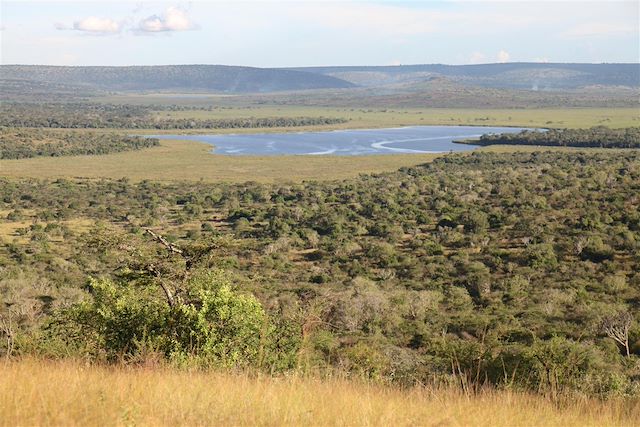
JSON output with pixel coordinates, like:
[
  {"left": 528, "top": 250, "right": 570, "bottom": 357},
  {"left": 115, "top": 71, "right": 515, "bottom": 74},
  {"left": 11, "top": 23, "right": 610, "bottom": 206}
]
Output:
[
  {"left": 140, "top": 105, "right": 640, "bottom": 131},
  {"left": 1, "top": 359, "right": 638, "bottom": 427},
  {"left": 1, "top": 107, "right": 638, "bottom": 182}
]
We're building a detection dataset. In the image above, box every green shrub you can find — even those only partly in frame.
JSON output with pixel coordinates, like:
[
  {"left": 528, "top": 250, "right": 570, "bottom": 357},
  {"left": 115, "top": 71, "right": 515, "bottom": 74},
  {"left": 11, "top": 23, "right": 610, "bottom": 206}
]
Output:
[{"left": 47, "top": 270, "right": 298, "bottom": 369}]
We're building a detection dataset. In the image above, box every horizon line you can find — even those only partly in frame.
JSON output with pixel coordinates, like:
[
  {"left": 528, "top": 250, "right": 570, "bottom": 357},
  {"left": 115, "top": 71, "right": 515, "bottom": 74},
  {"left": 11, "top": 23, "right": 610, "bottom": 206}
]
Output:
[{"left": 2, "top": 62, "right": 640, "bottom": 68}]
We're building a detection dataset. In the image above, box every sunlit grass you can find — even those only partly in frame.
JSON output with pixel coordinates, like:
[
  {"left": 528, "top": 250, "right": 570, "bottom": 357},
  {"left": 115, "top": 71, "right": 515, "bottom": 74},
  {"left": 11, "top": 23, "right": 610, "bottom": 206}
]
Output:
[
  {"left": 1, "top": 135, "right": 627, "bottom": 183},
  {"left": 127, "top": 106, "right": 640, "bottom": 131},
  {"left": 2, "top": 106, "right": 637, "bottom": 182},
  {"left": 0, "top": 138, "right": 444, "bottom": 182},
  {"left": 1, "top": 358, "right": 638, "bottom": 427}
]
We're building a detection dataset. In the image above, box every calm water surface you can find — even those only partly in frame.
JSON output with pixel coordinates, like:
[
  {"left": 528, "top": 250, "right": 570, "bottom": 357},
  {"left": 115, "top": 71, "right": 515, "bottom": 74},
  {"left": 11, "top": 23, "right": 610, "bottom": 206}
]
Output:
[{"left": 151, "top": 126, "right": 530, "bottom": 156}]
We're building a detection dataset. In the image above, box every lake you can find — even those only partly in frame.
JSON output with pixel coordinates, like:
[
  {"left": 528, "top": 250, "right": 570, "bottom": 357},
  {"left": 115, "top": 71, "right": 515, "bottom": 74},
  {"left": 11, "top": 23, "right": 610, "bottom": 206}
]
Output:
[{"left": 150, "top": 126, "right": 529, "bottom": 156}]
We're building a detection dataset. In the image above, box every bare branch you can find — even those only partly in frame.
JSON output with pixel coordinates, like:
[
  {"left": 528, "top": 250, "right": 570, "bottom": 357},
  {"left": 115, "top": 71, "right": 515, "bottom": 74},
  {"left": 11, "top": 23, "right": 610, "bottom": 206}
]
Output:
[
  {"left": 601, "top": 312, "right": 632, "bottom": 357},
  {"left": 144, "top": 228, "right": 183, "bottom": 255},
  {"left": 145, "top": 263, "right": 175, "bottom": 308},
  {"left": 0, "top": 312, "right": 15, "bottom": 359}
]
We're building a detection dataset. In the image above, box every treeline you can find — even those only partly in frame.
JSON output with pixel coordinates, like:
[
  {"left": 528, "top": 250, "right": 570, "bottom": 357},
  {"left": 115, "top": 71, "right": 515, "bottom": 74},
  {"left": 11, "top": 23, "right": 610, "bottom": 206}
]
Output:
[
  {"left": 0, "top": 128, "right": 159, "bottom": 159},
  {"left": 0, "top": 103, "right": 348, "bottom": 129},
  {"left": 138, "top": 116, "right": 347, "bottom": 130},
  {"left": 1, "top": 151, "right": 639, "bottom": 397},
  {"left": 474, "top": 126, "right": 640, "bottom": 148}
]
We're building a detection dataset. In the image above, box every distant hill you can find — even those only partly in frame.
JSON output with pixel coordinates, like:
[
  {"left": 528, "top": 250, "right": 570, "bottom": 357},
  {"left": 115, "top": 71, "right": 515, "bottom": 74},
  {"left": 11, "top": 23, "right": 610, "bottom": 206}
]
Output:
[
  {"left": 0, "top": 64, "right": 355, "bottom": 94},
  {"left": 290, "top": 63, "right": 640, "bottom": 90},
  {"left": 1, "top": 63, "right": 638, "bottom": 105}
]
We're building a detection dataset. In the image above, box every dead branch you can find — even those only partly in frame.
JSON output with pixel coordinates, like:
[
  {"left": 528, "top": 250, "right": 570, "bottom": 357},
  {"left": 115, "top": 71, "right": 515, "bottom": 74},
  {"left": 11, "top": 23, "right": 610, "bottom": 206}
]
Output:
[
  {"left": 0, "top": 312, "right": 15, "bottom": 359},
  {"left": 146, "top": 263, "right": 175, "bottom": 308},
  {"left": 602, "top": 312, "right": 632, "bottom": 357},
  {"left": 144, "top": 228, "right": 183, "bottom": 255}
]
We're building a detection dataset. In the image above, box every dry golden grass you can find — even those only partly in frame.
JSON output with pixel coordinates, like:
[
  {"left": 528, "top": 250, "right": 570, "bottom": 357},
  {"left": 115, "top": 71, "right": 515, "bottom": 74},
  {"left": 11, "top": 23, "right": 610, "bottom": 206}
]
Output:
[
  {"left": 1, "top": 359, "right": 638, "bottom": 427},
  {"left": 0, "top": 217, "right": 94, "bottom": 243},
  {"left": 154, "top": 106, "right": 640, "bottom": 130},
  {"left": 0, "top": 136, "right": 605, "bottom": 183},
  {"left": 94, "top": 102, "right": 639, "bottom": 130},
  {"left": 0, "top": 139, "right": 445, "bottom": 183}
]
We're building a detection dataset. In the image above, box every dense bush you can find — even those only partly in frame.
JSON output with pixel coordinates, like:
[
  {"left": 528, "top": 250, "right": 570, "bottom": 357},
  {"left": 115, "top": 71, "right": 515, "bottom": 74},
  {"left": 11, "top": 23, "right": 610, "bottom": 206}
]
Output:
[
  {"left": 0, "top": 103, "right": 347, "bottom": 129},
  {"left": 474, "top": 126, "right": 640, "bottom": 148},
  {"left": 1, "top": 150, "right": 639, "bottom": 396},
  {"left": 0, "top": 128, "right": 159, "bottom": 159},
  {"left": 47, "top": 270, "right": 297, "bottom": 370}
]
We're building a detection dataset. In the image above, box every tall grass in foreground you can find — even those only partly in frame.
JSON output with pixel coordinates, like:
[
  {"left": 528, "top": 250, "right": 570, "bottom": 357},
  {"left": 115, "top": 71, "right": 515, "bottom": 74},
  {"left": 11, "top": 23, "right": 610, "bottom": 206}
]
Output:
[{"left": 1, "top": 359, "right": 638, "bottom": 427}]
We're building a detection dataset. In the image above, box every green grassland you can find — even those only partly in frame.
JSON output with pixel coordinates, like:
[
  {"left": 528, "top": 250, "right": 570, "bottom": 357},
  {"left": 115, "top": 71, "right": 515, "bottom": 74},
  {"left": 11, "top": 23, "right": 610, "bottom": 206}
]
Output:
[
  {"left": 0, "top": 138, "right": 619, "bottom": 183},
  {"left": 2, "top": 107, "right": 638, "bottom": 182},
  {"left": 0, "top": 138, "right": 441, "bottom": 182}
]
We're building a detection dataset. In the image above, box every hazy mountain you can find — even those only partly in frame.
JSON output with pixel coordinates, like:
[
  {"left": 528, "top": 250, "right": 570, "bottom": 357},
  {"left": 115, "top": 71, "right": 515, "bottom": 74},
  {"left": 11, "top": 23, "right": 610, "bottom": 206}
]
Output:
[
  {"left": 290, "top": 63, "right": 640, "bottom": 90},
  {"left": 1, "top": 63, "right": 637, "bottom": 102},
  {"left": 0, "top": 64, "right": 355, "bottom": 94}
]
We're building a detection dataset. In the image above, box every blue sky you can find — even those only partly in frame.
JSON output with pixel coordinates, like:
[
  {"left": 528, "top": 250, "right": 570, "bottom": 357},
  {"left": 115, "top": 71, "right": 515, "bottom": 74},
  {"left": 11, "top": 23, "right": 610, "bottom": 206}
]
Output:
[{"left": 1, "top": 1, "right": 638, "bottom": 66}]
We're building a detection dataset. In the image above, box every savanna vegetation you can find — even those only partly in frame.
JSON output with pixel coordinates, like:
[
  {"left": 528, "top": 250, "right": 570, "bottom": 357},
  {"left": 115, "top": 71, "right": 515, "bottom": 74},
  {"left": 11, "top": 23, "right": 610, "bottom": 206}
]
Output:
[
  {"left": 2, "top": 358, "right": 638, "bottom": 427},
  {"left": 4, "top": 102, "right": 639, "bottom": 135},
  {"left": 473, "top": 126, "right": 640, "bottom": 149},
  {"left": 1, "top": 76, "right": 639, "bottom": 424},
  {"left": 1, "top": 51, "right": 639, "bottom": 427},
  {"left": 0, "top": 103, "right": 347, "bottom": 130},
  {"left": 2, "top": 150, "right": 639, "bottom": 401},
  {"left": 0, "top": 128, "right": 159, "bottom": 159}
]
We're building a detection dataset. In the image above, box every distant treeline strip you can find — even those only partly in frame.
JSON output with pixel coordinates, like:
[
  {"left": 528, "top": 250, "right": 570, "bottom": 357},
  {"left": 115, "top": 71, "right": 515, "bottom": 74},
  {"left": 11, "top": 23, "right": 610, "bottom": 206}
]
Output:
[
  {"left": 469, "top": 126, "right": 640, "bottom": 149},
  {"left": 136, "top": 116, "right": 348, "bottom": 130},
  {"left": 0, "top": 103, "right": 348, "bottom": 129},
  {"left": 0, "top": 128, "right": 159, "bottom": 159}
]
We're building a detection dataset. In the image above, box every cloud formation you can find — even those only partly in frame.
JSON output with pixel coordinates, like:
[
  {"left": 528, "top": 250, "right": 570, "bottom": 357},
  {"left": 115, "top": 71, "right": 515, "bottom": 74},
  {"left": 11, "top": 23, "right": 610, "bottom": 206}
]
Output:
[
  {"left": 497, "top": 50, "right": 510, "bottom": 63},
  {"left": 469, "top": 52, "right": 487, "bottom": 64},
  {"left": 23, "top": 1, "right": 637, "bottom": 66},
  {"left": 468, "top": 50, "right": 511, "bottom": 64},
  {"left": 56, "top": 17, "right": 123, "bottom": 34},
  {"left": 137, "top": 7, "right": 196, "bottom": 33},
  {"left": 54, "top": 6, "right": 196, "bottom": 36}
]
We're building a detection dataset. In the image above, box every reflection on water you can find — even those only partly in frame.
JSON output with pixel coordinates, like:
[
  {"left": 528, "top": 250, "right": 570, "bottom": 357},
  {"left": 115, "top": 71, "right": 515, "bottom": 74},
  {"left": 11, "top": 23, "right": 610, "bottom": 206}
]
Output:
[{"left": 150, "top": 126, "right": 530, "bottom": 156}]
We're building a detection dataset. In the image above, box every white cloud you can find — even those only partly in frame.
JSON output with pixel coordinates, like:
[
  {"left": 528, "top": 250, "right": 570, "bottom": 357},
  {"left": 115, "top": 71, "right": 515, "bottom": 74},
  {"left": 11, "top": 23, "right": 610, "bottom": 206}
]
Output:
[
  {"left": 497, "top": 50, "right": 510, "bottom": 63},
  {"left": 53, "top": 6, "right": 197, "bottom": 36},
  {"left": 75, "top": 17, "right": 122, "bottom": 34},
  {"left": 469, "top": 52, "right": 487, "bottom": 64},
  {"left": 137, "top": 7, "right": 196, "bottom": 33},
  {"left": 55, "top": 17, "right": 122, "bottom": 34}
]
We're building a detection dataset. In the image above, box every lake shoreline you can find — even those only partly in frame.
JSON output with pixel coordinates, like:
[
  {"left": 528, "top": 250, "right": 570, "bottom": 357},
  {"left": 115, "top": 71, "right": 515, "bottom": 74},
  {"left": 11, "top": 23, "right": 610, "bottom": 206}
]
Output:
[{"left": 145, "top": 125, "right": 531, "bottom": 156}]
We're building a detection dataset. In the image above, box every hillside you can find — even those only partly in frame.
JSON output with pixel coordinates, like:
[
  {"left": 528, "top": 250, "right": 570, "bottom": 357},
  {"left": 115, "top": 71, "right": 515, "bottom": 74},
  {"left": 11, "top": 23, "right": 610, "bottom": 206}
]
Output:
[
  {"left": 2, "top": 150, "right": 639, "bottom": 398},
  {"left": 225, "top": 76, "right": 640, "bottom": 109},
  {"left": 2, "top": 63, "right": 638, "bottom": 107},
  {"left": 291, "top": 63, "right": 640, "bottom": 90},
  {"left": 0, "top": 64, "right": 355, "bottom": 94}
]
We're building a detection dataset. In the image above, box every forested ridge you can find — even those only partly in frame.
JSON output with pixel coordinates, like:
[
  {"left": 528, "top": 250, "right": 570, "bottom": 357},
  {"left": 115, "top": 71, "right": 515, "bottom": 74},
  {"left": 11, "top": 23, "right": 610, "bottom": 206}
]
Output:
[
  {"left": 1, "top": 150, "right": 639, "bottom": 397},
  {"left": 0, "top": 64, "right": 355, "bottom": 93}
]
